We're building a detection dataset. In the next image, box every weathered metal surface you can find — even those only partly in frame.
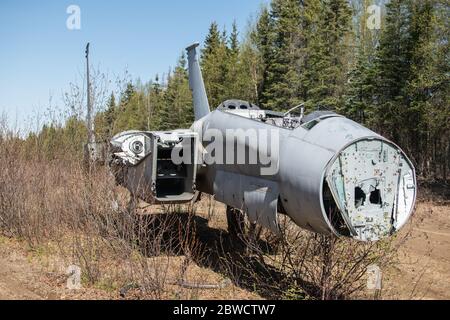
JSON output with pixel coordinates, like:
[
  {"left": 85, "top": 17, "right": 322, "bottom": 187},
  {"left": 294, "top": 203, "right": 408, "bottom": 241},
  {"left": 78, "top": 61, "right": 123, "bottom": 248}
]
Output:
[
  {"left": 110, "top": 130, "right": 198, "bottom": 204},
  {"left": 213, "top": 171, "right": 280, "bottom": 233}
]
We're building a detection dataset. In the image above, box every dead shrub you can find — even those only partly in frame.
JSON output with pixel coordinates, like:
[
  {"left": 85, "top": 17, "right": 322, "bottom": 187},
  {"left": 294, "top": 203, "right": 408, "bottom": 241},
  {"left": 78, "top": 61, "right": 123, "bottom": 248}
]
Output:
[
  {"left": 0, "top": 127, "right": 198, "bottom": 298},
  {"left": 216, "top": 214, "right": 400, "bottom": 300}
]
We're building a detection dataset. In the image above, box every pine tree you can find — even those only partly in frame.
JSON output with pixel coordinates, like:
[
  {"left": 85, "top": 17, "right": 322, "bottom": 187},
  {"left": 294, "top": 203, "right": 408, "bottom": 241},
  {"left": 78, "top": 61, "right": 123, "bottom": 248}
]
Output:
[
  {"left": 406, "top": 0, "right": 449, "bottom": 177},
  {"left": 303, "top": 0, "right": 353, "bottom": 111},
  {"left": 94, "top": 92, "right": 117, "bottom": 142},
  {"left": 202, "top": 22, "right": 230, "bottom": 108},
  {"left": 235, "top": 36, "right": 261, "bottom": 103},
  {"left": 115, "top": 83, "right": 147, "bottom": 132},
  {"left": 105, "top": 92, "right": 117, "bottom": 135},
  {"left": 342, "top": 48, "right": 377, "bottom": 124},
  {"left": 259, "top": 0, "right": 303, "bottom": 111},
  {"left": 159, "top": 53, "right": 194, "bottom": 130},
  {"left": 121, "top": 82, "right": 136, "bottom": 107},
  {"left": 254, "top": 0, "right": 352, "bottom": 111},
  {"left": 252, "top": 6, "right": 275, "bottom": 106},
  {"left": 229, "top": 21, "right": 239, "bottom": 56},
  {"left": 148, "top": 75, "right": 165, "bottom": 130},
  {"left": 223, "top": 21, "right": 242, "bottom": 101},
  {"left": 372, "top": 0, "right": 414, "bottom": 142},
  {"left": 342, "top": 0, "right": 380, "bottom": 123}
]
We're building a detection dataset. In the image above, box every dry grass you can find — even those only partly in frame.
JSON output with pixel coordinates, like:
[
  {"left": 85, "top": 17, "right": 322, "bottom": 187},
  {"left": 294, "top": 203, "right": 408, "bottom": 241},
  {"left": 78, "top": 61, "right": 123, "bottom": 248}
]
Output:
[{"left": 0, "top": 127, "right": 409, "bottom": 300}]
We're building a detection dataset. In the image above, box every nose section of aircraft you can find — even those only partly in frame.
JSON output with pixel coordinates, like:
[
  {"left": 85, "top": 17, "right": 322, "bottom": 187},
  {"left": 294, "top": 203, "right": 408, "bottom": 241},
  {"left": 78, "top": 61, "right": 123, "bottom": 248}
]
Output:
[
  {"left": 278, "top": 116, "right": 417, "bottom": 242},
  {"left": 323, "top": 138, "right": 417, "bottom": 241}
]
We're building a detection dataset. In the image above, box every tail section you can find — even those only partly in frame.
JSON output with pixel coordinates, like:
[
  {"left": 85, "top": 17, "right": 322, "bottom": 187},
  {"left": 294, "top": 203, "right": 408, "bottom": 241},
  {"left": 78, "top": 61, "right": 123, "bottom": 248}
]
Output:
[{"left": 186, "top": 43, "right": 210, "bottom": 120}]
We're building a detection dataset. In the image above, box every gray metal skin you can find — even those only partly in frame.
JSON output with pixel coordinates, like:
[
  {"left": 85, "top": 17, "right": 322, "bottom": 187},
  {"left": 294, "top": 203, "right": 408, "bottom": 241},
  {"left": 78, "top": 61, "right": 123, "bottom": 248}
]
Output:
[{"left": 110, "top": 43, "right": 417, "bottom": 242}]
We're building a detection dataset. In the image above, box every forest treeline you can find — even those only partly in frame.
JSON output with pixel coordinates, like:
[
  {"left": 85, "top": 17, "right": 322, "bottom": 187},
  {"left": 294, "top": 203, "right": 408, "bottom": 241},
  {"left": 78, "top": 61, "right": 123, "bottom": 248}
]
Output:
[{"left": 24, "top": 0, "right": 449, "bottom": 181}]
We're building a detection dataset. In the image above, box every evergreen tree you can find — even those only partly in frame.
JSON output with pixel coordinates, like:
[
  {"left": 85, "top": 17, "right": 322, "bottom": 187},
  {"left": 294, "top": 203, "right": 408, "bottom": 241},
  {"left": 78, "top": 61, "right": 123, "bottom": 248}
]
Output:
[
  {"left": 372, "top": 0, "right": 414, "bottom": 141},
  {"left": 121, "top": 82, "right": 136, "bottom": 107},
  {"left": 159, "top": 53, "right": 194, "bottom": 130},
  {"left": 201, "top": 22, "right": 230, "bottom": 108},
  {"left": 144, "top": 75, "right": 166, "bottom": 131},
  {"left": 229, "top": 21, "right": 239, "bottom": 56},
  {"left": 255, "top": 0, "right": 352, "bottom": 111},
  {"left": 303, "top": 0, "right": 353, "bottom": 110},
  {"left": 252, "top": 7, "right": 275, "bottom": 106},
  {"left": 115, "top": 83, "right": 147, "bottom": 132},
  {"left": 406, "top": 0, "right": 449, "bottom": 176},
  {"left": 223, "top": 21, "right": 242, "bottom": 101},
  {"left": 259, "top": 0, "right": 303, "bottom": 111},
  {"left": 102, "top": 92, "right": 117, "bottom": 139},
  {"left": 342, "top": 48, "right": 377, "bottom": 124},
  {"left": 235, "top": 36, "right": 261, "bottom": 103},
  {"left": 341, "top": 0, "right": 381, "bottom": 123}
]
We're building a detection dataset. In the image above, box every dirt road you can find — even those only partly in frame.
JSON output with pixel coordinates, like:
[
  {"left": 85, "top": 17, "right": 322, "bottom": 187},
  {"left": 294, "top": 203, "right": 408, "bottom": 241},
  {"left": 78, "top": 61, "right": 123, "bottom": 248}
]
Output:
[
  {"left": 0, "top": 247, "right": 47, "bottom": 300},
  {"left": 0, "top": 239, "right": 113, "bottom": 300},
  {"left": 0, "top": 262, "right": 42, "bottom": 299}
]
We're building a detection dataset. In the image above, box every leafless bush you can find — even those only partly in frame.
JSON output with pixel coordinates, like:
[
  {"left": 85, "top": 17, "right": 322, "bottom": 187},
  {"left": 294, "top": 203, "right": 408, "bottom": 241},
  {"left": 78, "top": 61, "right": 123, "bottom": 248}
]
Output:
[
  {"left": 0, "top": 124, "right": 202, "bottom": 298},
  {"left": 216, "top": 214, "right": 400, "bottom": 300}
]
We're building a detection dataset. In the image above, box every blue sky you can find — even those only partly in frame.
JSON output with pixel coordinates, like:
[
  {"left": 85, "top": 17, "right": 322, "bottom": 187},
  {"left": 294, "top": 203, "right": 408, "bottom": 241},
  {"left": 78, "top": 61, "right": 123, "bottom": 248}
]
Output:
[{"left": 0, "top": 0, "right": 268, "bottom": 129}]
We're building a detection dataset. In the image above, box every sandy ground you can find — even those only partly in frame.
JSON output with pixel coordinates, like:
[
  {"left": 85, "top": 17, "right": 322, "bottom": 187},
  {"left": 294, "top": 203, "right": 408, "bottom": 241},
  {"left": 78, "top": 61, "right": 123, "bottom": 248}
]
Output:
[
  {"left": 0, "top": 201, "right": 448, "bottom": 300},
  {"left": 383, "top": 201, "right": 450, "bottom": 299},
  {"left": 0, "top": 252, "right": 43, "bottom": 300},
  {"left": 0, "top": 238, "right": 116, "bottom": 300}
]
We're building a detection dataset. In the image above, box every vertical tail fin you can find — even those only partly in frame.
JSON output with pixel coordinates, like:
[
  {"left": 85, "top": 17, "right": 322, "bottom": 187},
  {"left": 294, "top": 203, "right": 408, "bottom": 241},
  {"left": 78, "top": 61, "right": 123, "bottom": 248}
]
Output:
[{"left": 186, "top": 43, "right": 210, "bottom": 120}]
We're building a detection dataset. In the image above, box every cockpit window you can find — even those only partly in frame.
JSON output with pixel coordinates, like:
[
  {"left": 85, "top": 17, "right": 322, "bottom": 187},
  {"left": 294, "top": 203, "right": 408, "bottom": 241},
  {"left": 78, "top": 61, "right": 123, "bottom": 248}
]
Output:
[
  {"left": 303, "top": 119, "right": 320, "bottom": 130},
  {"left": 302, "top": 115, "right": 337, "bottom": 130}
]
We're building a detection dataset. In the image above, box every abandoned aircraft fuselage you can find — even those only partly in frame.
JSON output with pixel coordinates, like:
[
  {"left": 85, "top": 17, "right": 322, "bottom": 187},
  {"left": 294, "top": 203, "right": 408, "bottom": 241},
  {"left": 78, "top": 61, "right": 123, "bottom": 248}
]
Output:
[{"left": 110, "top": 43, "right": 417, "bottom": 242}]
